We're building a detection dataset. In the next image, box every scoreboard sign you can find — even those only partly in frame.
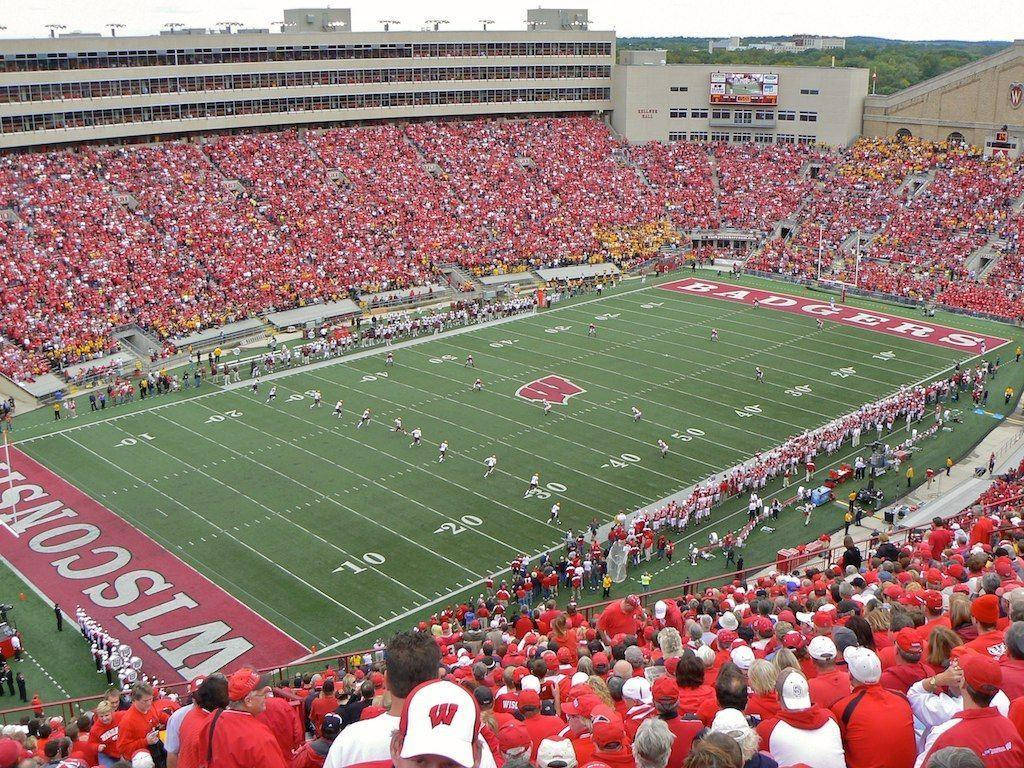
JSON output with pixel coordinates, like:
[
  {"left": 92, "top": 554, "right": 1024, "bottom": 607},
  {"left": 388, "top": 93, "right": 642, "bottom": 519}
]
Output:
[{"left": 710, "top": 72, "right": 779, "bottom": 105}]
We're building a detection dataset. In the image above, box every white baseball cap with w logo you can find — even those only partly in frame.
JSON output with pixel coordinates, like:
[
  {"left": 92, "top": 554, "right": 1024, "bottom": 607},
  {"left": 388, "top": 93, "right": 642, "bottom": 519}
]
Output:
[{"left": 399, "top": 680, "right": 482, "bottom": 768}]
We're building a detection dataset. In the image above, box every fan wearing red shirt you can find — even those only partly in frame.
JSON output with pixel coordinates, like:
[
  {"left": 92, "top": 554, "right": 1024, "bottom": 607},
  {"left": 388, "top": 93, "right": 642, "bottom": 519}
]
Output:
[
  {"left": 927, "top": 518, "right": 954, "bottom": 560},
  {"left": 651, "top": 677, "right": 702, "bottom": 768},
  {"left": 68, "top": 718, "right": 100, "bottom": 767},
  {"left": 969, "top": 512, "right": 996, "bottom": 548},
  {"left": 919, "top": 653, "right": 1024, "bottom": 768},
  {"left": 174, "top": 674, "right": 230, "bottom": 768},
  {"left": 964, "top": 595, "right": 1007, "bottom": 661},
  {"left": 806, "top": 637, "right": 850, "bottom": 709},
  {"left": 832, "top": 648, "right": 916, "bottom": 768},
  {"left": 309, "top": 679, "right": 341, "bottom": 736},
  {"left": 879, "top": 629, "right": 932, "bottom": 695},
  {"left": 517, "top": 691, "right": 563, "bottom": 759},
  {"left": 115, "top": 682, "right": 162, "bottom": 760},
  {"left": 199, "top": 669, "right": 288, "bottom": 768},
  {"left": 597, "top": 595, "right": 641, "bottom": 643},
  {"left": 88, "top": 701, "right": 124, "bottom": 763}
]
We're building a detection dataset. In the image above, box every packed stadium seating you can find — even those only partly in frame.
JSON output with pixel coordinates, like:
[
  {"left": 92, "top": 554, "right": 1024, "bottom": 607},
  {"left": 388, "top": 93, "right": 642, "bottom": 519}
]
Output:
[
  {"left": 1, "top": 120, "right": 1024, "bottom": 386},
  {"left": 2, "top": 454, "right": 1022, "bottom": 768}
]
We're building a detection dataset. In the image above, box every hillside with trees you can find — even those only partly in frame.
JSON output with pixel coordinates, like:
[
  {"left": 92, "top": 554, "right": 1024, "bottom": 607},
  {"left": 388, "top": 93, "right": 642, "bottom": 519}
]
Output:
[{"left": 616, "top": 37, "right": 1008, "bottom": 94}]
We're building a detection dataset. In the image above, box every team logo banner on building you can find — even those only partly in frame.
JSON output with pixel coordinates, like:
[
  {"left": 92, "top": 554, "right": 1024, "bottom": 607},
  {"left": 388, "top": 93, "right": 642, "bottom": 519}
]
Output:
[
  {"left": 1011, "top": 82, "right": 1023, "bottom": 109},
  {"left": 659, "top": 278, "right": 1008, "bottom": 354},
  {"left": 0, "top": 447, "right": 308, "bottom": 681}
]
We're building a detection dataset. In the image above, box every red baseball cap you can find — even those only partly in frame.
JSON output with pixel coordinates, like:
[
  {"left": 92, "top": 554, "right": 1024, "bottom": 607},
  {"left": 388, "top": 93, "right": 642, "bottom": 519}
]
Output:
[
  {"left": 227, "top": 669, "right": 265, "bottom": 701},
  {"left": 961, "top": 652, "right": 1002, "bottom": 693},
  {"left": 651, "top": 676, "right": 679, "bottom": 702},
  {"left": 593, "top": 720, "right": 626, "bottom": 750},
  {"left": 783, "top": 631, "right": 805, "bottom": 650},
  {"left": 895, "top": 628, "right": 923, "bottom": 654},
  {"left": 923, "top": 591, "right": 944, "bottom": 612},
  {"left": 497, "top": 723, "right": 532, "bottom": 755},
  {"left": 812, "top": 611, "right": 834, "bottom": 629},
  {"left": 926, "top": 568, "right": 944, "bottom": 584},
  {"left": 624, "top": 595, "right": 641, "bottom": 611},
  {"left": 518, "top": 690, "right": 541, "bottom": 709},
  {"left": 563, "top": 694, "right": 602, "bottom": 717}
]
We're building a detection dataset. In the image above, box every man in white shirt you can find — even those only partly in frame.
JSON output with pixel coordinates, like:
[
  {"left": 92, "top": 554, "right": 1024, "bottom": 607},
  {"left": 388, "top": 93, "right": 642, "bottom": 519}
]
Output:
[{"left": 324, "top": 632, "right": 497, "bottom": 768}]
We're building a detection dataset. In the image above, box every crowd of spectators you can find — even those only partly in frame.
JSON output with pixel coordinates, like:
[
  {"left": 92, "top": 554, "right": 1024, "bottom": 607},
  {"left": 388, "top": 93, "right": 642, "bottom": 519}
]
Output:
[
  {"left": 2, "top": 123, "right": 1024, "bottom": 386},
  {"left": 2, "top": 489, "right": 1022, "bottom": 768}
]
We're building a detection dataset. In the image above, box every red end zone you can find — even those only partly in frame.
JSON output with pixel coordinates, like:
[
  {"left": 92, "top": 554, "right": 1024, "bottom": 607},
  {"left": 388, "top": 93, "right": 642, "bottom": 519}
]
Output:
[
  {"left": 659, "top": 278, "right": 1008, "bottom": 354},
  {"left": 0, "top": 447, "right": 307, "bottom": 682}
]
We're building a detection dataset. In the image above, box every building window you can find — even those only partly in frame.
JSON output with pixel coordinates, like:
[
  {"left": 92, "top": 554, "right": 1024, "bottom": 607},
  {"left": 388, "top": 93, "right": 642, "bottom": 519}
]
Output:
[
  {"left": 710, "top": 131, "right": 729, "bottom": 142},
  {"left": 733, "top": 110, "right": 752, "bottom": 124},
  {"left": 754, "top": 109, "right": 774, "bottom": 121},
  {"left": 777, "top": 134, "right": 795, "bottom": 143},
  {"left": 690, "top": 108, "right": 708, "bottom": 118},
  {"left": 669, "top": 85, "right": 689, "bottom": 92},
  {"left": 669, "top": 131, "right": 686, "bottom": 141},
  {"left": 797, "top": 134, "right": 816, "bottom": 144},
  {"left": 669, "top": 108, "right": 687, "bottom": 118},
  {"left": 799, "top": 88, "right": 820, "bottom": 95},
  {"left": 711, "top": 108, "right": 731, "bottom": 120},
  {"left": 732, "top": 133, "right": 752, "bottom": 142},
  {"left": 754, "top": 133, "right": 773, "bottom": 143},
  {"left": 689, "top": 131, "right": 708, "bottom": 141},
  {"left": 777, "top": 110, "right": 796, "bottom": 121},
  {"left": 799, "top": 111, "right": 818, "bottom": 122}
]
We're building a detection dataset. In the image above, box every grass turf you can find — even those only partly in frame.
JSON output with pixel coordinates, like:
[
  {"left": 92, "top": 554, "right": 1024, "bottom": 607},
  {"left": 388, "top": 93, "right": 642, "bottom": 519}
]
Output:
[{"left": 4, "top": 270, "right": 1023, "bottom": 698}]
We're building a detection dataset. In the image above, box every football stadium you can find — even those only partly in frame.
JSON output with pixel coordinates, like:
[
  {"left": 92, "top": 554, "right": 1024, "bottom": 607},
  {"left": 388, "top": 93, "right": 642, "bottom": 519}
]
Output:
[{"left": 0, "top": 4, "right": 1024, "bottom": 768}]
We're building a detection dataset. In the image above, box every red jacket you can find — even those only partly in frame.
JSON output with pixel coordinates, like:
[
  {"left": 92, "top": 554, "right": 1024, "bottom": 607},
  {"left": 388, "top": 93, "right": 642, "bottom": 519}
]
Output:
[
  {"left": 1001, "top": 659, "right": 1024, "bottom": 700},
  {"left": 200, "top": 709, "right": 289, "bottom": 768},
  {"left": 922, "top": 707, "right": 1024, "bottom": 768},
  {"left": 116, "top": 704, "right": 160, "bottom": 760},
  {"left": 660, "top": 713, "right": 703, "bottom": 768},
  {"left": 831, "top": 684, "right": 916, "bottom": 768},
  {"left": 258, "top": 696, "right": 304, "bottom": 758},
  {"left": 808, "top": 669, "right": 851, "bottom": 709}
]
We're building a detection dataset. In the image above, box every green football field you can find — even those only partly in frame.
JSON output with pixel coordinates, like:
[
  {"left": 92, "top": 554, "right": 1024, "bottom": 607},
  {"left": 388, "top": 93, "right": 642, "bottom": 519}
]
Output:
[{"left": 5, "top": 271, "right": 1023, "bottom": 701}]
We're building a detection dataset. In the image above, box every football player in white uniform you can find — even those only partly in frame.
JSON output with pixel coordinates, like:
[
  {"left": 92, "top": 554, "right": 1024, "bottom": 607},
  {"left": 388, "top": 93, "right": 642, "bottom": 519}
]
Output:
[{"left": 483, "top": 454, "right": 498, "bottom": 478}]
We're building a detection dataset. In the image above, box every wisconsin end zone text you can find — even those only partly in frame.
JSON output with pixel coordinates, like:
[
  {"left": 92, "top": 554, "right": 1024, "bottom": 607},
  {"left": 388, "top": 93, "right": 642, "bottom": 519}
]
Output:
[{"left": 0, "top": 447, "right": 307, "bottom": 681}]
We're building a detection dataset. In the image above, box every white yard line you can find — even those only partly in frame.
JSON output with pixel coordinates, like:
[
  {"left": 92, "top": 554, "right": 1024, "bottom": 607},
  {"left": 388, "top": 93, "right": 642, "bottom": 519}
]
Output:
[
  {"left": 156, "top": 404, "right": 532, "bottom": 562},
  {"left": 431, "top": 334, "right": 815, "bottom": 436},
  {"left": 61, "top": 431, "right": 378, "bottom": 625},
  {"left": 306, "top": 347, "right": 977, "bottom": 656},
  {"left": 299, "top": 367, "right": 660, "bottom": 502},
  {"left": 550, "top": 303, "right": 907, "bottom": 401}
]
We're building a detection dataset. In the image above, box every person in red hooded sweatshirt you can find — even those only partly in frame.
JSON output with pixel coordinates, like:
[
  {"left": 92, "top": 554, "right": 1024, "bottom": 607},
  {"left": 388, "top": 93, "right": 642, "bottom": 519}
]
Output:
[
  {"left": 964, "top": 595, "right": 1006, "bottom": 661},
  {"left": 831, "top": 648, "right": 915, "bottom": 768},
  {"left": 517, "top": 690, "right": 563, "bottom": 760},
  {"left": 258, "top": 688, "right": 304, "bottom": 759},
  {"left": 880, "top": 628, "right": 932, "bottom": 695},
  {"left": 756, "top": 670, "right": 846, "bottom": 768},
  {"left": 674, "top": 651, "right": 714, "bottom": 718},
  {"left": 918, "top": 652, "right": 1024, "bottom": 768}
]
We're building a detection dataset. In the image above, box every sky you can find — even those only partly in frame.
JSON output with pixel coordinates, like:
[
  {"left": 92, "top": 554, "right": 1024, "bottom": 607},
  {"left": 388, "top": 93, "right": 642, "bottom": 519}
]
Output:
[{"left": 2, "top": 0, "right": 1020, "bottom": 41}]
